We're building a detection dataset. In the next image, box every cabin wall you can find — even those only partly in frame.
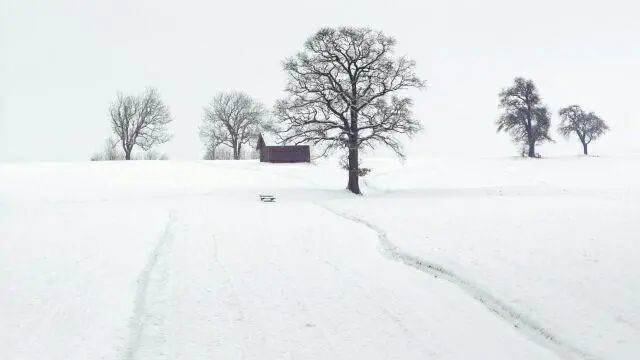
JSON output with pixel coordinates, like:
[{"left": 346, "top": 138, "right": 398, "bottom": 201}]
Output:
[{"left": 261, "top": 146, "right": 310, "bottom": 163}]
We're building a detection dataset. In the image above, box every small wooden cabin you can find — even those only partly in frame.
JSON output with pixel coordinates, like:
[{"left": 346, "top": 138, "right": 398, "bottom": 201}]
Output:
[{"left": 256, "top": 133, "right": 310, "bottom": 163}]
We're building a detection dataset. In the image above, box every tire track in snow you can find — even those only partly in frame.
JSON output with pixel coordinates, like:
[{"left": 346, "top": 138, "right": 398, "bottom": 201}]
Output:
[
  {"left": 122, "top": 214, "right": 176, "bottom": 360},
  {"left": 210, "top": 235, "right": 249, "bottom": 359},
  {"left": 268, "top": 259, "right": 340, "bottom": 358},
  {"left": 322, "top": 259, "right": 429, "bottom": 357},
  {"left": 316, "top": 203, "right": 597, "bottom": 360}
]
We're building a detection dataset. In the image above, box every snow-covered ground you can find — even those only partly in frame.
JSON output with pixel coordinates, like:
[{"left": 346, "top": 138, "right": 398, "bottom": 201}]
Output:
[{"left": 1, "top": 156, "right": 638, "bottom": 359}]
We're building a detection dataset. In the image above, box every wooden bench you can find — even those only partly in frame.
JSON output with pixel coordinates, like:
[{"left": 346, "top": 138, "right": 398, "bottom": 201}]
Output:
[{"left": 259, "top": 194, "right": 276, "bottom": 202}]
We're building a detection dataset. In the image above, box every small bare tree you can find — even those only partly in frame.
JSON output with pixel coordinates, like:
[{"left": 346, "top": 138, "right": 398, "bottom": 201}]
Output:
[
  {"left": 558, "top": 105, "right": 609, "bottom": 155},
  {"left": 200, "top": 91, "right": 266, "bottom": 160},
  {"left": 110, "top": 87, "right": 172, "bottom": 160},
  {"left": 90, "top": 137, "right": 124, "bottom": 161},
  {"left": 143, "top": 150, "right": 169, "bottom": 160},
  {"left": 497, "top": 78, "right": 552, "bottom": 157},
  {"left": 274, "top": 27, "right": 424, "bottom": 194},
  {"left": 203, "top": 141, "right": 218, "bottom": 160},
  {"left": 200, "top": 120, "right": 228, "bottom": 160}
]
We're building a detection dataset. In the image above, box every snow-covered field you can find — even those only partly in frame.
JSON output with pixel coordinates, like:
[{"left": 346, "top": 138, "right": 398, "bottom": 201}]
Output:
[{"left": 1, "top": 156, "right": 638, "bottom": 359}]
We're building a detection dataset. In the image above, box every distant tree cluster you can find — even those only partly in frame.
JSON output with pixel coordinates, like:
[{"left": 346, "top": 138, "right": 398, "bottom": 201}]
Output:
[
  {"left": 90, "top": 26, "right": 615, "bottom": 196},
  {"left": 497, "top": 78, "right": 609, "bottom": 157}
]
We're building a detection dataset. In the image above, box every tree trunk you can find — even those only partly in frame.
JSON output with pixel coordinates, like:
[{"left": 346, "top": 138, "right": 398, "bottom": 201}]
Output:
[
  {"left": 583, "top": 142, "right": 588, "bottom": 155},
  {"left": 232, "top": 142, "right": 240, "bottom": 160},
  {"left": 347, "top": 140, "right": 361, "bottom": 194},
  {"left": 122, "top": 142, "right": 131, "bottom": 160},
  {"left": 525, "top": 115, "right": 536, "bottom": 158},
  {"left": 347, "top": 105, "right": 361, "bottom": 194}
]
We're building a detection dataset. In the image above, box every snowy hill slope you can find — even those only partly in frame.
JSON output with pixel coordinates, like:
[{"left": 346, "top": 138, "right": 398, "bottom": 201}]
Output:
[{"left": 1, "top": 157, "right": 638, "bottom": 359}]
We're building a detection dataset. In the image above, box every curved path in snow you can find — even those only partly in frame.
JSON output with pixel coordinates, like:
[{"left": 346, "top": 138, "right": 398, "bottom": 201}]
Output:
[{"left": 316, "top": 203, "right": 595, "bottom": 360}]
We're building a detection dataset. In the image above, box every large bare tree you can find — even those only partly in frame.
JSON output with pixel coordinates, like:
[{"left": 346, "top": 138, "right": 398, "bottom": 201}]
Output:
[
  {"left": 274, "top": 27, "right": 424, "bottom": 194},
  {"left": 558, "top": 105, "right": 609, "bottom": 155},
  {"left": 109, "top": 87, "right": 172, "bottom": 160},
  {"left": 497, "top": 78, "right": 552, "bottom": 157},
  {"left": 200, "top": 91, "right": 266, "bottom": 160}
]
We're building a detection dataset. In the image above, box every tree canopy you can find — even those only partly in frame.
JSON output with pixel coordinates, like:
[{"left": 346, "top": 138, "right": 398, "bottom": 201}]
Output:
[{"left": 275, "top": 27, "right": 424, "bottom": 193}]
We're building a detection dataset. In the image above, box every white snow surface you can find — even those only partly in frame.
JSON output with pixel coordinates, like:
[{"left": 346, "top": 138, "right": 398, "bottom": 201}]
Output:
[{"left": 1, "top": 156, "right": 638, "bottom": 359}]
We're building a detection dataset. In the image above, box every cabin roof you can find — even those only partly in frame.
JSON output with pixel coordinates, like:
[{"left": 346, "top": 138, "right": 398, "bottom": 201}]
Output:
[
  {"left": 258, "top": 132, "right": 278, "bottom": 146},
  {"left": 257, "top": 132, "right": 309, "bottom": 150}
]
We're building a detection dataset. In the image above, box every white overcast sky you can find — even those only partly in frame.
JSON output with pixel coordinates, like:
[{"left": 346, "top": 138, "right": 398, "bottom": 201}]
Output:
[{"left": 1, "top": 0, "right": 639, "bottom": 162}]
